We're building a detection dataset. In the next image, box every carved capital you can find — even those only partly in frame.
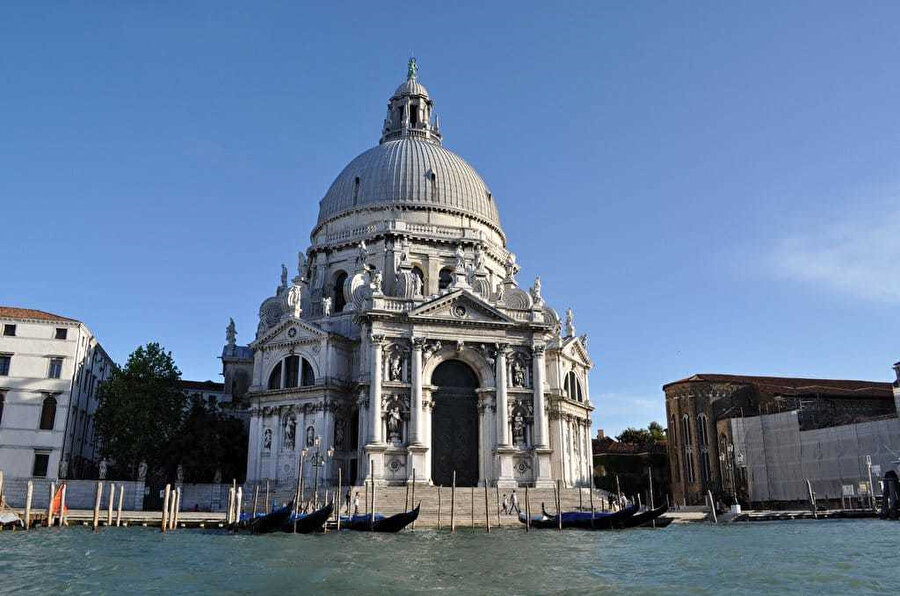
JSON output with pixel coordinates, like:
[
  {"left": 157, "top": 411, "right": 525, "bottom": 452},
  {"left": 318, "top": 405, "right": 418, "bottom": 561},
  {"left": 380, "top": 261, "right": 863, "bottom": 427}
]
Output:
[
  {"left": 412, "top": 336, "right": 426, "bottom": 350},
  {"left": 495, "top": 342, "right": 510, "bottom": 357},
  {"left": 532, "top": 344, "right": 546, "bottom": 356},
  {"left": 370, "top": 333, "right": 385, "bottom": 345}
]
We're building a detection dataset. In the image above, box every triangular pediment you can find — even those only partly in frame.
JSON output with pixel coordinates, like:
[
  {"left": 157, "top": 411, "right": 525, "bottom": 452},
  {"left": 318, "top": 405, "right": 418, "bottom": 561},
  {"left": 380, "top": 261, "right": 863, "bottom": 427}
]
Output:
[
  {"left": 560, "top": 335, "right": 594, "bottom": 368},
  {"left": 408, "top": 289, "right": 517, "bottom": 325},
  {"left": 250, "top": 316, "right": 327, "bottom": 348}
]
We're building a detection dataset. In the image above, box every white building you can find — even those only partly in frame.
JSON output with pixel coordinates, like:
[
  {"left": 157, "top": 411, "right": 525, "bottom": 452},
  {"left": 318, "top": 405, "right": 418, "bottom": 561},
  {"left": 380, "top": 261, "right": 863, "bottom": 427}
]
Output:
[
  {"left": 224, "top": 61, "right": 594, "bottom": 489},
  {"left": 0, "top": 306, "right": 114, "bottom": 480}
]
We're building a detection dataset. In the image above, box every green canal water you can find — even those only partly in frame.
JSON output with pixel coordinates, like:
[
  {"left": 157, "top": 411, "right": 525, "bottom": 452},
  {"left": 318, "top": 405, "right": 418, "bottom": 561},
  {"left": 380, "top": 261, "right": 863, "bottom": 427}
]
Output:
[{"left": 1, "top": 520, "right": 898, "bottom": 594}]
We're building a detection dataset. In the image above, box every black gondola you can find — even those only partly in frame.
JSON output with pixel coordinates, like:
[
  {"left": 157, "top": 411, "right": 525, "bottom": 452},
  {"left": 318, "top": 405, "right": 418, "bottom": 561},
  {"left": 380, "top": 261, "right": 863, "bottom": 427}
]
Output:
[
  {"left": 246, "top": 501, "right": 294, "bottom": 534},
  {"left": 281, "top": 502, "right": 334, "bottom": 533},
  {"left": 619, "top": 504, "right": 668, "bottom": 528},
  {"left": 339, "top": 504, "right": 420, "bottom": 532},
  {"left": 519, "top": 504, "right": 638, "bottom": 530}
]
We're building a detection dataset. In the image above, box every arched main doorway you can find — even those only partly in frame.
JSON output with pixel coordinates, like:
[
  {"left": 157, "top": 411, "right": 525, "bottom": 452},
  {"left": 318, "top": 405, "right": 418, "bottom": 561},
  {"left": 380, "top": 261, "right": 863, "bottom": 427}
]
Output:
[{"left": 431, "top": 360, "right": 479, "bottom": 487}]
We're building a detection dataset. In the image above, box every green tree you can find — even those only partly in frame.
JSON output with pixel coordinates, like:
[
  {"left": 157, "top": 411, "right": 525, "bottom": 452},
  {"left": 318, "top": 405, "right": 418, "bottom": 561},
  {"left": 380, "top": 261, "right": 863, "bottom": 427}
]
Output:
[
  {"left": 616, "top": 422, "right": 666, "bottom": 446},
  {"left": 170, "top": 397, "right": 248, "bottom": 483},
  {"left": 94, "top": 343, "right": 186, "bottom": 478}
]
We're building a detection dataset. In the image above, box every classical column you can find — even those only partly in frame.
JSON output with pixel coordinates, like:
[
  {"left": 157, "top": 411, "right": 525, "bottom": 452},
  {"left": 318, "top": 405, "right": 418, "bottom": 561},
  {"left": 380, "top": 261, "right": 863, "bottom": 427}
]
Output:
[
  {"left": 410, "top": 338, "right": 424, "bottom": 445},
  {"left": 495, "top": 344, "right": 510, "bottom": 446},
  {"left": 369, "top": 334, "right": 384, "bottom": 445},
  {"left": 532, "top": 344, "right": 547, "bottom": 447}
]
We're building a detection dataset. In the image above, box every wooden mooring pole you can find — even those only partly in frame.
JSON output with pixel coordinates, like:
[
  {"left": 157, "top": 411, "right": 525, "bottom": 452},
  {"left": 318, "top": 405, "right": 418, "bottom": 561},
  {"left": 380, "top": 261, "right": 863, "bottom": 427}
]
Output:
[
  {"left": 162, "top": 484, "right": 171, "bottom": 531},
  {"left": 60, "top": 483, "right": 68, "bottom": 527},
  {"left": 46, "top": 482, "right": 56, "bottom": 527},
  {"left": 336, "top": 467, "right": 342, "bottom": 530},
  {"left": 264, "top": 480, "right": 270, "bottom": 514},
  {"left": 116, "top": 485, "right": 124, "bottom": 526},
  {"left": 107, "top": 483, "right": 115, "bottom": 526},
  {"left": 370, "top": 458, "right": 376, "bottom": 531},
  {"left": 556, "top": 479, "right": 562, "bottom": 531},
  {"left": 484, "top": 484, "right": 490, "bottom": 533},
  {"left": 590, "top": 486, "right": 595, "bottom": 529},
  {"left": 411, "top": 468, "right": 417, "bottom": 529},
  {"left": 92, "top": 481, "right": 103, "bottom": 532},
  {"left": 437, "top": 485, "right": 442, "bottom": 530},
  {"left": 495, "top": 485, "right": 501, "bottom": 527},
  {"left": 470, "top": 487, "right": 475, "bottom": 529},
  {"left": 252, "top": 483, "right": 259, "bottom": 520},
  {"left": 24, "top": 481, "right": 33, "bottom": 530},
  {"left": 524, "top": 485, "right": 530, "bottom": 532},
  {"left": 450, "top": 471, "right": 456, "bottom": 533}
]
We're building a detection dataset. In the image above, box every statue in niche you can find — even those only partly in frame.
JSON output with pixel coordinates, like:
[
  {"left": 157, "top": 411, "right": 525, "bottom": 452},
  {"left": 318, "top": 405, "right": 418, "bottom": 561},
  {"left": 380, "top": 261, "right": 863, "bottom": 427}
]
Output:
[
  {"left": 372, "top": 270, "right": 383, "bottom": 294},
  {"left": 138, "top": 461, "right": 148, "bottom": 482},
  {"left": 474, "top": 245, "right": 485, "bottom": 271},
  {"left": 99, "top": 459, "right": 108, "bottom": 480},
  {"left": 512, "top": 411, "right": 526, "bottom": 446},
  {"left": 263, "top": 428, "right": 272, "bottom": 451},
  {"left": 176, "top": 464, "right": 184, "bottom": 484},
  {"left": 412, "top": 272, "right": 423, "bottom": 297},
  {"left": 512, "top": 359, "right": 527, "bottom": 388},
  {"left": 281, "top": 264, "right": 288, "bottom": 287},
  {"left": 226, "top": 318, "right": 236, "bottom": 347},
  {"left": 306, "top": 425, "right": 316, "bottom": 447},
  {"left": 322, "top": 296, "right": 332, "bottom": 317},
  {"left": 389, "top": 351, "right": 403, "bottom": 381},
  {"left": 357, "top": 241, "right": 369, "bottom": 269},
  {"left": 214, "top": 469, "right": 222, "bottom": 484},
  {"left": 58, "top": 459, "right": 68, "bottom": 479},
  {"left": 287, "top": 283, "right": 302, "bottom": 318},
  {"left": 386, "top": 406, "right": 403, "bottom": 444},
  {"left": 334, "top": 422, "right": 345, "bottom": 449},
  {"left": 283, "top": 417, "right": 296, "bottom": 450}
]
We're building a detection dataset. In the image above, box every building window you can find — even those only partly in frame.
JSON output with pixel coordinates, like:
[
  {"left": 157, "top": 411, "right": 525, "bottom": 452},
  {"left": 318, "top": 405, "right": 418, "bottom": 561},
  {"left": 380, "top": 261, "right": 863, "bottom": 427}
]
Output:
[
  {"left": 32, "top": 451, "right": 50, "bottom": 477},
  {"left": 681, "top": 414, "right": 695, "bottom": 484},
  {"left": 48, "top": 357, "right": 63, "bottom": 379},
  {"left": 40, "top": 395, "right": 57, "bottom": 430},
  {"left": 55, "top": 328, "right": 68, "bottom": 340},
  {"left": 301, "top": 358, "right": 315, "bottom": 387},
  {"left": 0, "top": 354, "right": 10, "bottom": 376},
  {"left": 284, "top": 355, "right": 300, "bottom": 388},
  {"left": 353, "top": 177, "right": 360, "bottom": 204},
  {"left": 438, "top": 268, "right": 453, "bottom": 290},
  {"left": 698, "top": 414, "right": 712, "bottom": 486},
  {"left": 3, "top": 324, "right": 15, "bottom": 336},
  {"left": 268, "top": 361, "right": 283, "bottom": 390},
  {"left": 333, "top": 271, "right": 348, "bottom": 313},
  {"left": 565, "top": 371, "right": 583, "bottom": 402}
]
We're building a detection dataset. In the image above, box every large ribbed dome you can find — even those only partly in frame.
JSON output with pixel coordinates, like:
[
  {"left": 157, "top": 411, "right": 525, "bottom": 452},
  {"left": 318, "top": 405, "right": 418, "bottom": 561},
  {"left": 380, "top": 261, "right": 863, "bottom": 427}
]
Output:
[
  {"left": 316, "top": 137, "right": 500, "bottom": 227},
  {"left": 315, "top": 60, "right": 502, "bottom": 231}
]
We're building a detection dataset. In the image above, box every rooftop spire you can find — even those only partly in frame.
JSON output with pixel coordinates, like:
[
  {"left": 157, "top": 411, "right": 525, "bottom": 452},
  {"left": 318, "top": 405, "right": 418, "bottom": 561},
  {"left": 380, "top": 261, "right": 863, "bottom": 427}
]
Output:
[
  {"left": 407, "top": 57, "right": 418, "bottom": 81},
  {"left": 381, "top": 59, "right": 441, "bottom": 145}
]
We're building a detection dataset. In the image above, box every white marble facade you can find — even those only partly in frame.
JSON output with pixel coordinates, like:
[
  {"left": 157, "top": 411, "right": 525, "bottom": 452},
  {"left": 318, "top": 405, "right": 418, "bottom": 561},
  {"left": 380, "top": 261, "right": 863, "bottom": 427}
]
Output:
[{"left": 226, "top": 61, "right": 594, "bottom": 488}]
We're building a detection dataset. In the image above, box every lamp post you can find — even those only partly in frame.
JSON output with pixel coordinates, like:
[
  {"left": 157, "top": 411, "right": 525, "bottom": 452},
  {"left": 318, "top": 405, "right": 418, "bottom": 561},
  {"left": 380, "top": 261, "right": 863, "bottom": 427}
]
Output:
[{"left": 310, "top": 436, "right": 335, "bottom": 509}]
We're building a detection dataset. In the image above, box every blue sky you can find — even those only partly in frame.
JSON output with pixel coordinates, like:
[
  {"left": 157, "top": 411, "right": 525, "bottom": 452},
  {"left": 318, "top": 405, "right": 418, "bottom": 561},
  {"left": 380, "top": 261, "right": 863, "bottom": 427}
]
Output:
[{"left": 2, "top": 2, "right": 898, "bottom": 436}]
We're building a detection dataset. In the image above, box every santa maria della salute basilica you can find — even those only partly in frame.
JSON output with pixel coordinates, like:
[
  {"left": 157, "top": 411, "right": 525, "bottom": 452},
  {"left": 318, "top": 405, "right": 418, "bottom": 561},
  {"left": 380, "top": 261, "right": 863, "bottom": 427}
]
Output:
[{"left": 221, "top": 60, "right": 594, "bottom": 490}]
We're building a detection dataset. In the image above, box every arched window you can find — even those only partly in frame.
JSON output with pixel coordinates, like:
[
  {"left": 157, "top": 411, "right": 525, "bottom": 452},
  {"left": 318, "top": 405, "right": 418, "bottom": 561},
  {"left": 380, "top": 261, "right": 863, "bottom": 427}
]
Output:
[
  {"left": 565, "top": 371, "right": 583, "bottom": 402},
  {"left": 39, "top": 395, "right": 57, "bottom": 430},
  {"left": 284, "top": 355, "right": 300, "bottom": 388},
  {"left": 698, "top": 414, "right": 711, "bottom": 486},
  {"left": 353, "top": 177, "right": 360, "bottom": 205},
  {"left": 412, "top": 266, "right": 426, "bottom": 295},
  {"left": 681, "top": 414, "right": 695, "bottom": 484},
  {"left": 669, "top": 413, "right": 680, "bottom": 482},
  {"left": 333, "top": 271, "right": 348, "bottom": 313},
  {"left": 268, "top": 361, "right": 282, "bottom": 390},
  {"left": 438, "top": 267, "right": 453, "bottom": 290},
  {"left": 301, "top": 358, "right": 315, "bottom": 386}
]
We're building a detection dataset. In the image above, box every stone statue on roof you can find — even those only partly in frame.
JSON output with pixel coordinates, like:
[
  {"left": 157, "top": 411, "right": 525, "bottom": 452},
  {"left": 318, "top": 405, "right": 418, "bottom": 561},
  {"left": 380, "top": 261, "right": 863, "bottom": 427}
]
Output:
[
  {"left": 226, "top": 318, "right": 236, "bottom": 347},
  {"left": 407, "top": 57, "right": 418, "bottom": 80}
]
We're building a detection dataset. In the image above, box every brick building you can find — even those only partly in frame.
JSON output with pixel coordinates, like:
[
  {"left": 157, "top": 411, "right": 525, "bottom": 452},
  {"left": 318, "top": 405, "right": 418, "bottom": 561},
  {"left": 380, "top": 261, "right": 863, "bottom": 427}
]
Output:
[{"left": 664, "top": 373, "right": 896, "bottom": 506}]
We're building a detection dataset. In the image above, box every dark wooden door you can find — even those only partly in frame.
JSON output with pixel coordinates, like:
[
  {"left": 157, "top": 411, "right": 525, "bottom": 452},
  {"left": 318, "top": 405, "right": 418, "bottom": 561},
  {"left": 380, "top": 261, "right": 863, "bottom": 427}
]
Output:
[{"left": 431, "top": 360, "right": 479, "bottom": 487}]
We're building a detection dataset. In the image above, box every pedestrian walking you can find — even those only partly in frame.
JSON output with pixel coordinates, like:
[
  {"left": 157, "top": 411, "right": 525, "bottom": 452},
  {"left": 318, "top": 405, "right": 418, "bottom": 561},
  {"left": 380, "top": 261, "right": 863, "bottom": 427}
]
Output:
[
  {"left": 344, "top": 487, "right": 352, "bottom": 514},
  {"left": 509, "top": 489, "right": 521, "bottom": 514},
  {"left": 501, "top": 493, "right": 509, "bottom": 514},
  {"left": 353, "top": 492, "right": 360, "bottom": 516}
]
